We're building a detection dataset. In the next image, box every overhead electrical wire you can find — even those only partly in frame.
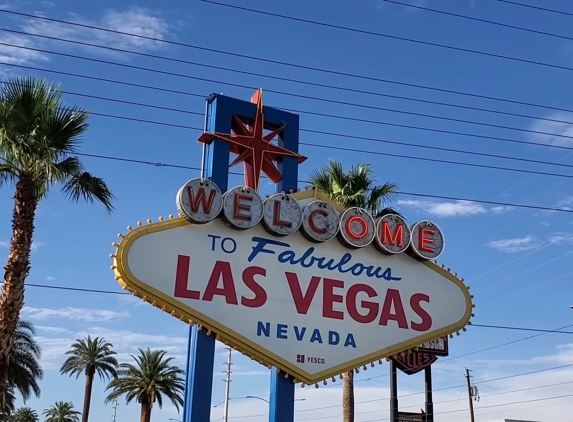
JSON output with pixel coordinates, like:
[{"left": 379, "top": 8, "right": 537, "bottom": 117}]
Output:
[
  {"left": 6, "top": 27, "right": 573, "bottom": 129},
  {"left": 6, "top": 41, "right": 573, "bottom": 146},
  {"left": 226, "top": 363, "right": 573, "bottom": 418},
  {"left": 46, "top": 151, "right": 573, "bottom": 215},
  {"left": 359, "top": 394, "right": 573, "bottom": 422},
  {"left": 6, "top": 281, "right": 573, "bottom": 337},
  {"left": 71, "top": 108, "right": 573, "bottom": 181},
  {"left": 496, "top": 0, "right": 573, "bottom": 17},
  {"left": 2, "top": 76, "right": 572, "bottom": 211},
  {"left": 301, "top": 320, "right": 573, "bottom": 392},
  {"left": 299, "top": 380, "right": 573, "bottom": 421},
  {"left": 199, "top": 0, "right": 573, "bottom": 74},
  {"left": 1, "top": 8, "right": 573, "bottom": 114},
  {"left": 7, "top": 62, "right": 573, "bottom": 181},
  {"left": 11, "top": 62, "right": 573, "bottom": 165},
  {"left": 379, "top": 0, "right": 573, "bottom": 42}
]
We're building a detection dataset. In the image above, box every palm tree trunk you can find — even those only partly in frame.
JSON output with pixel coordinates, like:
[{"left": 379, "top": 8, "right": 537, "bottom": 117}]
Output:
[
  {"left": 140, "top": 400, "right": 152, "bottom": 422},
  {"left": 0, "top": 175, "right": 38, "bottom": 398},
  {"left": 342, "top": 370, "right": 354, "bottom": 422},
  {"left": 82, "top": 369, "right": 95, "bottom": 422}
]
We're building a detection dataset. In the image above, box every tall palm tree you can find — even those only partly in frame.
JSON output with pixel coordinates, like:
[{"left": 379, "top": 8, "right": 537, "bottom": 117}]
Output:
[
  {"left": 105, "top": 349, "right": 185, "bottom": 422},
  {"left": 60, "top": 336, "right": 117, "bottom": 422},
  {"left": 42, "top": 402, "right": 79, "bottom": 422},
  {"left": 0, "top": 77, "right": 115, "bottom": 395},
  {"left": 308, "top": 159, "right": 401, "bottom": 422},
  {"left": 12, "top": 407, "right": 39, "bottom": 422}
]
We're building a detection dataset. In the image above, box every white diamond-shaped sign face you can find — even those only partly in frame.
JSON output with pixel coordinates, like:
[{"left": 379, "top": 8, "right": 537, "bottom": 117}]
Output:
[{"left": 113, "top": 209, "right": 472, "bottom": 385}]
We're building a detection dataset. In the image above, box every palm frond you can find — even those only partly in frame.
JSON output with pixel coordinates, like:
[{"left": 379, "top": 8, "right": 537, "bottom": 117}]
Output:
[{"left": 60, "top": 172, "right": 115, "bottom": 213}]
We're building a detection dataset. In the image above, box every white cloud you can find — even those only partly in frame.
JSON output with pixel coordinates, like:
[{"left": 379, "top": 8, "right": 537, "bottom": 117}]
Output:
[
  {"left": 548, "top": 232, "right": 573, "bottom": 244},
  {"left": 34, "top": 325, "right": 69, "bottom": 334},
  {"left": 528, "top": 112, "right": 573, "bottom": 147},
  {"left": 36, "top": 325, "right": 191, "bottom": 369},
  {"left": 22, "top": 306, "right": 129, "bottom": 321},
  {"left": 397, "top": 199, "right": 488, "bottom": 217},
  {"left": 0, "top": 33, "right": 48, "bottom": 65},
  {"left": 21, "top": 7, "right": 172, "bottom": 58},
  {"left": 487, "top": 236, "right": 538, "bottom": 252},
  {"left": 46, "top": 276, "right": 55, "bottom": 281}
]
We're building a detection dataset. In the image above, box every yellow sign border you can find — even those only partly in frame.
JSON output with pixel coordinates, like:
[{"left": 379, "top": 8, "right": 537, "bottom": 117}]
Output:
[{"left": 112, "top": 217, "right": 474, "bottom": 386}]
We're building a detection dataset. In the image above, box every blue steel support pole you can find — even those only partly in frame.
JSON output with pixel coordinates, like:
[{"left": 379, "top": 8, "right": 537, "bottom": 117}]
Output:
[
  {"left": 182, "top": 94, "right": 231, "bottom": 422},
  {"left": 269, "top": 113, "right": 300, "bottom": 422}
]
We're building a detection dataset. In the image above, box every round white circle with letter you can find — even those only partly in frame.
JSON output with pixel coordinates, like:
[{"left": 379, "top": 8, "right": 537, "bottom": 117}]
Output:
[
  {"left": 375, "top": 213, "right": 411, "bottom": 254},
  {"left": 410, "top": 220, "right": 445, "bottom": 260},
  {"left": 300, "top": 200, "right": 339, "bottom": 242},
  {"left": 176, "top": 178, "right": 223, "bottom": 224},
  {"left": 262, "top": 193, "right": 303, "bottom": 236},
  {"left": 222, "top": 186, "right": 264, "bottom": 230},
  {"left": 338, "top": 207, "right": 376, "bottom": 248}
]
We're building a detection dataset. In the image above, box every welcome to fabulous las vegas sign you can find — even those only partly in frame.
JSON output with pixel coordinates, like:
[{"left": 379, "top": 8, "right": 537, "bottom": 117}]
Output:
[{"left": 110, "top": 179, "right": 474, "bottom": 386}]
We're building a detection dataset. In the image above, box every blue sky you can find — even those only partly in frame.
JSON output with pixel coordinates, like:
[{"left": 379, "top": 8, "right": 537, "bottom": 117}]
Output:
[{"left": 1, "top": 0, "right": 573, "bottom": 420}]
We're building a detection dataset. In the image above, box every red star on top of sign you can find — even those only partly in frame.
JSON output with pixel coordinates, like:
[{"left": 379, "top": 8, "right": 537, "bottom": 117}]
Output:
[{"left": 197, "top": 89, "right": 307, "bottom": 191}]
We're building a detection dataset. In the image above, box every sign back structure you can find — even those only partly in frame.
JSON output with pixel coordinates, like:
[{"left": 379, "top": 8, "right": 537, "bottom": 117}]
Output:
[
  {"left": 389, "top": 337, "right": 449, "bottom": 422},
  {"left": 110, "top": 90, "right": 475, "bottom": 422}
]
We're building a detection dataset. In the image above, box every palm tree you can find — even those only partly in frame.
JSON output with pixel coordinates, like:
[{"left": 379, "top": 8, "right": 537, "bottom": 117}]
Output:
[
  {"left": 0, "top": 388, "right": 15, "bottom": 421},
  {"left": 42, "top": 402, "right": 79, "bottom": 422},
  {"left": 308, "top": 159, "right": 401, "bottom": 422},
  {"left": 105, "top": 349, "right": 185, "bottom": 422},
  {"left": 12, "top": 407, "right": 39, "bottom": 422},
  {"left": 0, "top": 318, "right": 43, "bottom": 417},
  {"left": 308, "top": 159, "right": 399, "bottom": 216},
  {"left": 60, "top": 336, "right": 117, "bottom": 422},
  {"left": 8, "top": 320, "right": 42, "bottom": 404},
  {"left": 0, "top": 77, "right": 115, "bottom": 395}
]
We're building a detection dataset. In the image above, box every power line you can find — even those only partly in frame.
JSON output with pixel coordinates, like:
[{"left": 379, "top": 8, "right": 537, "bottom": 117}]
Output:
[
  {"left": 471, "top": 323, "right": 573, "bottom": 335},
  {"left": 7, "top": 27, "right": 573, "bottom": 129},
  {"left": 228, "top": 363, "right": 573, "bottom": 418},
  {"left": 496, "top": 0, "right": 573, "bottom": 17},
  {"left": 359, "top": 393, "right": 573, "bottom": 422},
  {"left": 200, "top": 0, "right": 573, "bottom": 74},
  {"left": 7, "top": 41, "right": 573, "bottom": 146},
  {"left": 11, "top": 60, "right": 573, "bottom": 161},
  {"left": 298, "top": 380, "right": 573, "bottom": 421},
  {"left": 56, "top": 151, "right": 573, "bottom": 214},
  {"left": 438, "top": 323, "right": 573, "bottom": 363},
  {"left": 299, "top": 320, "right": 573, "bottom": 392},
  {"left": 8, "top": 281, "right": 573, "bottom": 336},
  {"left": 4, "top": 74, "right": 573, "bottom": 181},
  {"left": 379, "top": 0, "right": 573, "bottom": 42},
  {"left": 2, "top": 9, "right": 573, "bottom": 114}
]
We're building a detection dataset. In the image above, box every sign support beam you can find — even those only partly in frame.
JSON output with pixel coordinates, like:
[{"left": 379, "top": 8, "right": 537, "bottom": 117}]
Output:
[
  {"left": 183, "top": 95, "right": 231, "bottom": 422},
  {"left": 390, "top": 360, "right": 399, "bottom": 422},
  {"left": 424, "top": 366, "right": 433, "bottom": 422}
]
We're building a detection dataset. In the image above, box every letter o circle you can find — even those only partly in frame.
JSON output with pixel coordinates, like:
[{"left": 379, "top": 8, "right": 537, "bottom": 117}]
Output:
[{"left": 338, "top": 208, "right": 376, "bottom": 248}]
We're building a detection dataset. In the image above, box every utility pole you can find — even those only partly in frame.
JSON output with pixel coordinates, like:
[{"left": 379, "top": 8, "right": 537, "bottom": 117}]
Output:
[
  {"left": 222, "top": 347, "right": 232, "bottom": 422},
  {"left": 111, "top": 399, "right": 118, "bottom": 422},
  {"left": 465, "top": 368, "right": 475, "bottom": 422}
]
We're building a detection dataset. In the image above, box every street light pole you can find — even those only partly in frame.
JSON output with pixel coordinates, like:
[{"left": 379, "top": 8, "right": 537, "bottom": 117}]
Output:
[{"left": 222, "top": 347, "right": 232, "bottom": 422}]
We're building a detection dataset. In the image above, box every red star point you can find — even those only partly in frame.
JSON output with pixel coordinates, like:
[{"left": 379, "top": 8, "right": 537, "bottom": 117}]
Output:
[{"left": 197, "top": 89, "right": 307, "bottom": 191}]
